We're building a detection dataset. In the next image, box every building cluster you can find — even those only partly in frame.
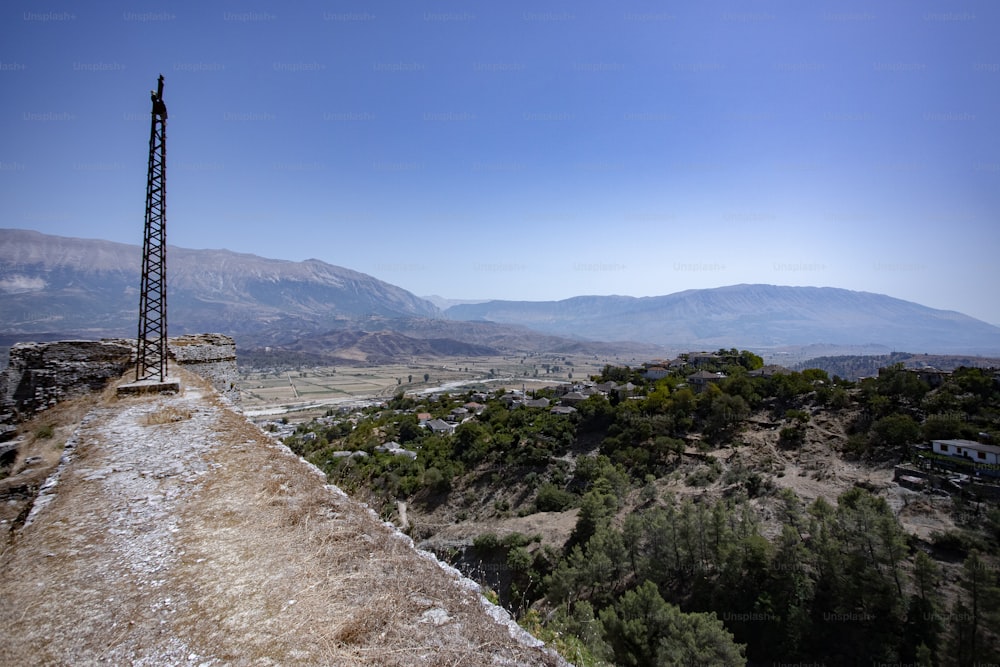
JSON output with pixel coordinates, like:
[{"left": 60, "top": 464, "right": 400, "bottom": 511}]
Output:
[
  {"left": 641, "top": 351, "right": 791, "bottom": 393},
  {"left": 268, "top": 357, "right": 1000, "bottom": 487},
  {"left": 264, "top": 377, "right": 649, "bottom": 460}
]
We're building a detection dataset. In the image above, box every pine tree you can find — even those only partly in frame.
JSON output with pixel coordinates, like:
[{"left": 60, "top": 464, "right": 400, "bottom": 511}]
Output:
[
  {"left": 948, "top": 550, "right": 1000, "bottom": 667},
  {"left": 901, "top": 551, "right": 943, "bottom": 665},
  {"left": 599, "top": 580, "right": 745, "bottom": 666}
]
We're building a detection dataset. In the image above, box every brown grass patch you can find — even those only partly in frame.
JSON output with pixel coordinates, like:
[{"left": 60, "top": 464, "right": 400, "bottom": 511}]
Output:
[
  {"left": 142, "top": 406, "right": 192, "bottom": 425},
  {"left": 0, "top": 390, "right": 110, "bottom": 539},
  {"left": 332, "top": 593, "right": 394, "bottom": 645}
]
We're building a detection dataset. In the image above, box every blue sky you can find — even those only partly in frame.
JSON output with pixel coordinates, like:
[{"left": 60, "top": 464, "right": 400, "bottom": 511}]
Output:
[{"left": 2, "top": 1, "right": 999, "bottom": 324}]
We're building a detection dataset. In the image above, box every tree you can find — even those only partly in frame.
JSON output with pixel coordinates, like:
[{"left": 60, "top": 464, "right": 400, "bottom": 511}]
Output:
[
  {"left": 827, "top": 386, "right": 851, "bottom": 409},
  {"left": 824, "top": 488, "right": 907, "bottom": 662},
  {"left": 869, "top": 413, "right": 920, "bottom": 451},
  {"left": 703, "top": 393, "right": 749, "bottom": 442},
  {"left": 395, "top": 414, "right": 422, "bottom": 444},
  {"left": 921, "top": 412, "right": 965, "bottom": 441},
  {"left": 656, "top": 607, "right": 747, "bottom": 667},
  {"left": 423, "top": 373, "right": 429, "bottom": 382},
  {"left": 801, "top": 368, "right": 829, "bottom": 384},
  {"left": 870, "top": 363, "right": 930, "bottom": 408},
  {"left": 579, "top": 526, "right": 629, "bottom": 604},
  {"left": 567, "top": 482, "right": 618, "bottom": 550},
  {"left": 763, "top": 525, "right": 814, "bottom": 661},
  {"left": 453, "top": 421, "right": 488, "bottom": 463},
  {"left": 721, "top": 374, "right": 760, "bottom": 407},
  {"left": 738, "top": 350, "right": 764, "bottom": 371},
  {"left": 423, "top": 466, "right": 447, "bottom": 492},
  {"left": 948, "top": 550, "right": 1000, "bottom": 667},
  {"left": 599, "top": 580, "right": 745, "bottom": 666},
  {"left": 900, "top": 551, "right": 943, "bottom": 665}
]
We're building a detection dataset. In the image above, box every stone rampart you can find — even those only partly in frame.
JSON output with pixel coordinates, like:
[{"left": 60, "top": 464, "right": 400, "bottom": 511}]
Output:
[
  {"left": 0, "top": 334, "right": 239, "bottom": 435},
  {"left": 0, "top": 340, "right": 134, "bottom": 427},
  {"left": 167, "top": 334, "right": 240, "bottom": 404}
]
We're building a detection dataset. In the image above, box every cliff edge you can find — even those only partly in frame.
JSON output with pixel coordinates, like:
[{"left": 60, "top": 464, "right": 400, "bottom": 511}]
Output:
[{"left": 0, "top": 367, "right": 564, "bottom": 666}]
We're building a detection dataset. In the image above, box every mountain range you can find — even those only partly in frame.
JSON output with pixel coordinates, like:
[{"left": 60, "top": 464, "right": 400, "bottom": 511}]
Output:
[
  {"left": 446, "top": 286, "right": 1000, "bottom": 354},
  {"left": 3, "top": 229, "right": 1000, "bottom": 358},
  {"left": 0, "top": 229, "right": 661, "bottom": 361},
  {"left": 0, "top": 228, "right": 436, "bottom": 337}
]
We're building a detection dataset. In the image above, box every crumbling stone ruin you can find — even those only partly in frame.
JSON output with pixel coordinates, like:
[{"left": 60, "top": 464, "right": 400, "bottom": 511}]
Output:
[
  {"left": 166, "top": 333, "right": 239, "bottom": 404},
  {"left": 0, "top": 340, "right": 133, "bottom": 436},
  {"left": 0, "top": 334, "right": 239, "bottom": 439}
]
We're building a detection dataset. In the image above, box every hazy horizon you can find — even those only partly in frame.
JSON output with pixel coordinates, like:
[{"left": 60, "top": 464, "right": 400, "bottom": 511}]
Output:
[
  {"left": 2, "top": 1, "right": 998, "bottom": 323},
  {"left": 8, "top": 226, "right": 1000, "bottom": 333}
]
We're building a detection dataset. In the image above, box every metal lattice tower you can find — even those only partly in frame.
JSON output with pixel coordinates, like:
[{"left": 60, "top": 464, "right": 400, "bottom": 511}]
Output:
[{"left": 136, "top": 75, "right": 168, "bottom": 381}]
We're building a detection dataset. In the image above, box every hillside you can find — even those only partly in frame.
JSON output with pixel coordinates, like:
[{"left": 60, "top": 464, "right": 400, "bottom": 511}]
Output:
[
  {"left": 282, "top": 358, "right": 1000, "bottom": 665},
  {"left": 234, "top": 317, "right": 667, "bottom": 365},
  {"left": 445, "top": 284, "right": 1000, "bottom": 354},
  {"left": 0, "top": 368, "right": 564, "bottom": 666},
  {"left": 0, "top": 228, "right": 440, "bottom": 337},
  {"left": 794, "top": 351, "right": 1000, "bottom": 380},
  {"left": 275, "top": 329, "right": 501, "bottom": 364}
]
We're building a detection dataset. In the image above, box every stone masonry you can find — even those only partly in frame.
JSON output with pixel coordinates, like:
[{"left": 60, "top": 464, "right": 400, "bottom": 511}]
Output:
[
  {"left": 0, "top": 340, "right": 134, "bottom": 429},
  {"left": 0, "top": 334, "right": 239, "bottom": 436},
  {"left": 167, "top": 333, "right": 240, "bottom": 404}
]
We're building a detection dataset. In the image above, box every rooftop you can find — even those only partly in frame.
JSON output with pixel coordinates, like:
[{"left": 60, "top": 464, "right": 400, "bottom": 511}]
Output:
[{"left": 933, "top": 439, "right": 1000, "bottom": 455}]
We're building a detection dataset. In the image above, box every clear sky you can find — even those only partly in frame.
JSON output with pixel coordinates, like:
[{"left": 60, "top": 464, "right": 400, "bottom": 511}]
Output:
[{"left": 2, "top": 1, "right": 998, "bottom": 323}]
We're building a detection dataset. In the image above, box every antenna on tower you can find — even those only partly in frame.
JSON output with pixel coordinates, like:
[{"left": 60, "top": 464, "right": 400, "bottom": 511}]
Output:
[{"left": 135, "top": 74, "right": 169, "bottom": 382}]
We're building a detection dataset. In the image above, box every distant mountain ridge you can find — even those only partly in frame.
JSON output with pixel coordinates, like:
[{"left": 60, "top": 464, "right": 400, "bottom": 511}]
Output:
[
  {"left": 0, "top": 229, "right": 440, "bottom": 337},
  {"left": 0, "top": 229, "right": 661, "bottom": 363},
  {"left": 421, "top": 295, "right": 490, "bottom": 311},
  {"left": 445, "top": 285, "right": 1000, "bottom": 354},
  {"left": 6, "top": 229, "right": 999, "bottom": 358}
]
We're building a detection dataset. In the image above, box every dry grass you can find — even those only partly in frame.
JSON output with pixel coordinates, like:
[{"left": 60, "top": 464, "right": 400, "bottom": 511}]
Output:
[
  {"left": 0, "top": 390, "right": 107, "bottom": 540},
  {"left": 142, "top": 406, "right": 192, "bottom": 425},
  {"left": 0, "top": 367, "right": 565, "bottom": 666}
]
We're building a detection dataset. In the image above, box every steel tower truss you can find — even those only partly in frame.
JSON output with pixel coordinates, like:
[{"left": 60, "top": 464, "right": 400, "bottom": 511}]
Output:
[{"left": 136, "top": 75, "right": 168, "bottom": 381}]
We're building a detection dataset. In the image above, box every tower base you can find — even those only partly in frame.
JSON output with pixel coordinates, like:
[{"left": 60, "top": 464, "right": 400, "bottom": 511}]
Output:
[{"left": 116, "top": 377, "right": 181, "bottom": 397}]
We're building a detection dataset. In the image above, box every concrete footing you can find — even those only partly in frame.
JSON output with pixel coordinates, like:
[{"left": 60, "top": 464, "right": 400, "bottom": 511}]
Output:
[{"left": 116, "top": 378, "right": 181, "bottom": 397}]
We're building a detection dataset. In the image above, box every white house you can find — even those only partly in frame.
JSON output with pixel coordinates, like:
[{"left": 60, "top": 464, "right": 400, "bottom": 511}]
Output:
[
  {"left": 932, "top": 439, "right": 1000, "bottom": 465},
  {"left": 375, "top": 441, "right": 418, "bottom": 460}
]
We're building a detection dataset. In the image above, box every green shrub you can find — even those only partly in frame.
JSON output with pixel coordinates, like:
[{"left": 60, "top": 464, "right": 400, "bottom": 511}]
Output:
[
  {"left": 685, "top": 462, "right": 720, "bottom": 487},
  {"left": 784, "top": 409, "right": 810, "bottom": 424},
  {"left": 535, "top": 483, "right": 576, "bottom": 512},
  {"left": 507, "top": 546, "right": 533, "bottom": 572},
  {"left": 778, "top": 425, "right": 806, "bottom": 449},
  {"left": 473, "top": 532, "right": 500, "bottom": 550},
  {"left": 501, "top": 532, "right": 540, "bottom": 548},
  {"left": 930, "top": 529, "right": 977, "bottom": 556}
]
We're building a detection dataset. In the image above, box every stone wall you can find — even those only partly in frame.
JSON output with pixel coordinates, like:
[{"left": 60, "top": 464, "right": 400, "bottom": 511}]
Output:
[
  {"left": 0, "top": 340, "right": 134, "bottom": 429},
  {"left": 168, "top": 334, "right": 240, "bottom": 404},
  {"left": 0, "top": 334, "right": 240, "bottom": 436}
]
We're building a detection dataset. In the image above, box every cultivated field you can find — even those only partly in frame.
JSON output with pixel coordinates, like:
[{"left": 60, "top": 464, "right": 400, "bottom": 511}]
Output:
[{"left": 237, "top": 353, "right": 633, "bottom": 421}]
